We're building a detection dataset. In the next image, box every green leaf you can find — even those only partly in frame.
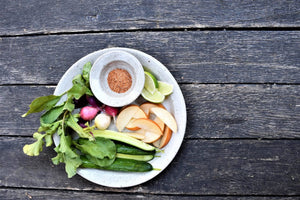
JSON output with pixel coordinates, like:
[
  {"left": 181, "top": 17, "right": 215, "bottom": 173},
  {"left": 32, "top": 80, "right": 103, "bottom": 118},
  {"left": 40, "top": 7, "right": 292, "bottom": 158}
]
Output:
[
  {"left": 63, "top": 97, "right": 75, "bottom": 112},
  {"left": 44, "top": 134, "right": 53, "bottom": 147},
  {"left": 52, "top": 127, "right": 82, "bottom": 178},
  {"left": 67, "top": 75, "right": 92, "bottom": 99},
  {"left": 22, "top": 95, "right": 61, "bottom": 117},
  {"left": 59, "top": 133, "right": 78, "bottom": 158},
  {"left": 40, "top": 105, "right": 64, "bottom": 124},
  {"left": 52, "top": 152, "right": 64, "bottom": 165},
  {"left": 38, "top": 120, "right": 61, "bottom": 135},
  {"left": 23, "top": 132, "right": 45, "bottom": 156},
  {"left": 82, "top": 62, "right": 92, "bottom": 87},
  {"left": 76, "top": 138, "right": 116, "bottom": 160},
  {"left": 64, "top": 154, "right": 82, "bottom": 178},
  {"left": 86, "top": 155, "right": 115, "bottom": 167},
  {"left": 66, "top": 114, "right": 94, "bottom": 140}
]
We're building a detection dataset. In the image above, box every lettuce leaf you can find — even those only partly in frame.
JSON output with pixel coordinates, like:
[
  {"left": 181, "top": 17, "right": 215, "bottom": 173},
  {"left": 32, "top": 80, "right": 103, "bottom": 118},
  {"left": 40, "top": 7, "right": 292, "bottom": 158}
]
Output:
[{"left": 23, "top": 132, "right": 45, "bottom": 156}]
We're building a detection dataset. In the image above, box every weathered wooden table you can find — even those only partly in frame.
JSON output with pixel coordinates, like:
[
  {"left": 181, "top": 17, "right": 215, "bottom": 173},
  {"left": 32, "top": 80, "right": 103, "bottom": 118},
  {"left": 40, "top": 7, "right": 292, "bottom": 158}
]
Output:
[{"left": 1, "top": 1, "right": 300, "bottom": 199}]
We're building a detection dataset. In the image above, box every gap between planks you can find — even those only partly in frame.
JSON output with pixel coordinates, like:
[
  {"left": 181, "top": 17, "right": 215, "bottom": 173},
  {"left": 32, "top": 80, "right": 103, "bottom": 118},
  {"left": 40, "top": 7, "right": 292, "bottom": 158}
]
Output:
[
  {"left": 1, "top": 83, "right": 300, "bottom": 87},
  {"left": 1, "top": 186, "right": 300, "bottom": 198},
  {"left": 2, "top": 135, "right": 300, "bottom": 141},
  {"left": 1, "top": 27, "right": 300, "bottom": 38}
]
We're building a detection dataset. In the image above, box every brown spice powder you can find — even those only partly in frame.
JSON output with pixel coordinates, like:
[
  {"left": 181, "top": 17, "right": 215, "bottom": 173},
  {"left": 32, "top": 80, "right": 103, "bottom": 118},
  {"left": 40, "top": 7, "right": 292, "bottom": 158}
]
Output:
[{"left": 107, "top": 68, "right": 132, "bottom": 93}]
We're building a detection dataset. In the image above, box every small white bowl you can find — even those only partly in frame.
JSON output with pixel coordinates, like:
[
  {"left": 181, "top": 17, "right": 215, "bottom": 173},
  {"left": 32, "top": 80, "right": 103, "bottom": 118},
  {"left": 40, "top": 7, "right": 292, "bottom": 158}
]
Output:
[{"left": 89, "top": 50, "right": 145, "bottom": 107}]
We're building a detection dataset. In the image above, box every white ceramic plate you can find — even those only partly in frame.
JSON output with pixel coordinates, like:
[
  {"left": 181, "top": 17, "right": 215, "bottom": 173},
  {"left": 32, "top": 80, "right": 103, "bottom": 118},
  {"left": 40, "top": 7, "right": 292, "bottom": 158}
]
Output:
[{"left": 53, "top": 47, "right": 186, "bottom": 188}]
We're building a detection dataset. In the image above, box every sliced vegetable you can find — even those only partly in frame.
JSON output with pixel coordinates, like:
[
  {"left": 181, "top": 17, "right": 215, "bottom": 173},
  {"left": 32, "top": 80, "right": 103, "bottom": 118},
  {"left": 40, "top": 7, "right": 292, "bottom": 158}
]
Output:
[
  {"left": 80, "top": 156, "right": 153, "bottom": 172},
  {"left": 92, "top": 129, "right": 156, "bottom": 151},
  {"left": 116, "top": 153, "right": 154, "bottom": 161},
  {"left": 116, "top": 143, "right": 155, "bottom": 155}
]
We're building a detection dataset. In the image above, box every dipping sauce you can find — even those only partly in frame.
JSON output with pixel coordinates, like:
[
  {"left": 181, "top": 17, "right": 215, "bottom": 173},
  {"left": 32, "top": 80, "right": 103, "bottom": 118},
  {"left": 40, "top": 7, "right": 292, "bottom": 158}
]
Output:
[{"left": 107, "top": 68, "right": 132, "bottom": 93}]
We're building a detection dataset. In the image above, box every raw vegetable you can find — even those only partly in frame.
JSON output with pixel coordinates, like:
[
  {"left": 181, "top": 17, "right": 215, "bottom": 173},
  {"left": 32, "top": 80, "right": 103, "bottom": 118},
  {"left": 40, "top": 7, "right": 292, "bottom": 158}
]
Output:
[
  {"left": 86, "top": 95, "right": 102, "bottom": 110},
  {"left": 104, "top": 105, "right": 118, "bottom": 122},
  {"left": 22, "top": 61, "right": 157, "bottom": 178},
  {"left": 73, "top": 95, "right": 88, "bottom": 108},
  {"left": 22, "top": 95, "right": 62, "bottom": 117},
  {"left": 80, "top": 106, "right": 99, "bottom": 121},
  {"left": 74, "top": 138, "right": 116, "bottom": 167},
  {"left": 80, "top": 156, "right": 153, "bottom": 172},
  {"left": 94, "top": 113, "right": 111, "bottom": 130},
  {"left": 116, "top": 143, "right": 155, "bottom": 155},
  {"left": 116, "top": 153, "right": 154, "bottom": 162},
  {"left": 75, "top": 138, "right": 116, "bottom": 160},
  {"left": 92, "top": 129, "right": 156, "bottom": 151},
  {"left": 22, "top": 62, "right": 95, "bottom": 178}
]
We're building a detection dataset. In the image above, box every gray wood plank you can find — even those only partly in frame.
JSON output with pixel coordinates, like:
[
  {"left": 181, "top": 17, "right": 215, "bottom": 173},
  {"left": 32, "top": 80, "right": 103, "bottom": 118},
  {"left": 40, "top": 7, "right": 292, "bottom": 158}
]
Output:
[
  {"left": 0, "top": 31, "right": 299, "bottom": 84},
  {"left": 2, "top": 84, "right": 299, "bottom": 138},
  {"left": 1, "top": 137, "right": 299, "bottom": 195},
  {"left": 1, "top": 0, "right": 299, "bottom": 35},
  {"left": 183, "top": 84, "right": 300, "bottom": 139},
  {"left": 0, "top": 189, "right": 297, "bottom": 200}
]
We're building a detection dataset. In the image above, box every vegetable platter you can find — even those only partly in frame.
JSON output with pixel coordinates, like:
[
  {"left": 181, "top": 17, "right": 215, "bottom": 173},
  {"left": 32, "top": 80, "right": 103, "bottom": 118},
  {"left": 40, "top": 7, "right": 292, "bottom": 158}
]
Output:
[{"left": 22, "top": 47, "right": 186, "bottom": 188}]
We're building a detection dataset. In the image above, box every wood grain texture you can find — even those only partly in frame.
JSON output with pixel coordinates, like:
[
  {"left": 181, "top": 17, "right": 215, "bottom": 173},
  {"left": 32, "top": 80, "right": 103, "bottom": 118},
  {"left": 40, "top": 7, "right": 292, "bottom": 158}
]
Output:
[
  {"left": 183, "top": 84, "right": 300, "bottom": 139},
  {"left": 0, "top": 31, "right": 299, "bottom": 84},
  {"left": 1, "top": 189, "right": 298, "bottom": 200},
  {"left": 2, "top": 84, "right": 299, "bottom": 138},
  {"left": 1, "top": 0, "right": 300, "bottom": 35},
  {"left": 1, "top": 137, "right": 299, "bottom": 195}
]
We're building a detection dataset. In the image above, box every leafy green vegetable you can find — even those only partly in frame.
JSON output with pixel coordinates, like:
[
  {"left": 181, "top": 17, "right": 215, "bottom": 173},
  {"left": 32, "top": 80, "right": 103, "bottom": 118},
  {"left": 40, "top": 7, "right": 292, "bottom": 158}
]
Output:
[
  {"left": 74, "top": 137, "right": 116, "bottom": 167},
  {"left": 22, "top": 62, "right": 97, "bottom": 178},
  {"left": 40, "top": 105, "right": 65, "bottom": 124},
  {"left": 52, "top": 127, "right": 82, "bottom": 178},
  {"left": 64, "top": 154, "right": 82, "bottom": 178},
  {"left": 82, "top": 62, "right": 92, "bottom": 87},
  {"left": 85, "top": 155, "right": 115, "bottom": 167},
  {"left": 22, "top": 61, "right": 156, "bottom": 178},
  {"left": 75, "top": 138, "right": 116, "bottom": 160},
  {"left": 67, "top": 75, "right": 92, "bottom": 99},
  {"left": 66, "top": 113, "right": 95, "bottom": 140},
  {"left": 23, "top": 132, "right": 45, "bottom": 156},
  {"left": 38, "top": 120, "right": 61, "bottom": 135},
  {"left": 22, "top": 95, "right": 62, "bottom": 117}
]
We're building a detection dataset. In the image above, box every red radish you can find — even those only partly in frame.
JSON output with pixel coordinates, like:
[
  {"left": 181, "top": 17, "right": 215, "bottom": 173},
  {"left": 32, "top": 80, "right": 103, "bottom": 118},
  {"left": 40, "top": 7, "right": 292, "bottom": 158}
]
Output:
[
  {"left": 80, "top": 106, "right": 99, "bottom": 121},
  {"left": 86, "top": 95, "right": 102, "bottom": 111},
  {"left": 104, "top": 105, "right": 119, "bottom": 122}
]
